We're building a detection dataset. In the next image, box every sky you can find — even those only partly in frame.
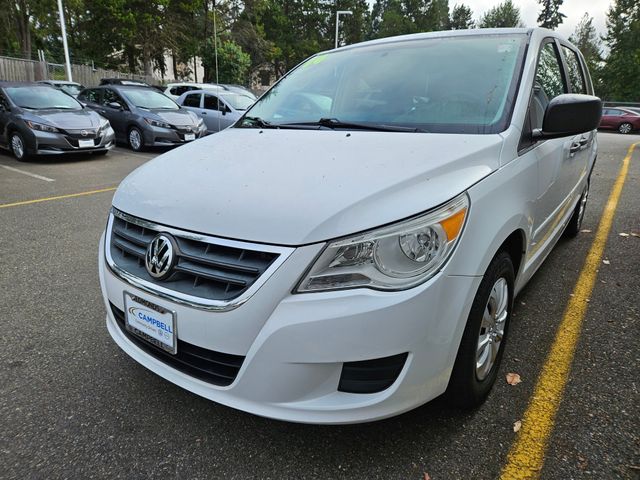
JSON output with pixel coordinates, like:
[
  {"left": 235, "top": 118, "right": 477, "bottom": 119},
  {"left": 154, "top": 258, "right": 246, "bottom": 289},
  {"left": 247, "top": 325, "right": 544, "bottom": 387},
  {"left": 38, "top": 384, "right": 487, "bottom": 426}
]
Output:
[{"left": 367, "top": 0, "right": 614, "bottom": 39}]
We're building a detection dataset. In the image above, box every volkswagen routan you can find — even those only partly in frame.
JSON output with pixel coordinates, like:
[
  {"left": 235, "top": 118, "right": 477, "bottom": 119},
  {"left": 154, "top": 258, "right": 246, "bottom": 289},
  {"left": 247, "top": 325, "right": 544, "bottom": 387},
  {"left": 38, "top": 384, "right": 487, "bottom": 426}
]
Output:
[{"left": 99, "top": 28, "right": 601, "bottom": 424}]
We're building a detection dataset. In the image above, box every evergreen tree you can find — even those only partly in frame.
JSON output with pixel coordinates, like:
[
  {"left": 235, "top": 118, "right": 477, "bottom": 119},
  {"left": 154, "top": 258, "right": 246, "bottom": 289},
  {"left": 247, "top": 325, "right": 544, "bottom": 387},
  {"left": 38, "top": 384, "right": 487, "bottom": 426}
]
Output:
[
  {"left": 537, "top": 0, "right": 566, "bottom": 30},
  {"left": 569, "top": 13, "right": 602, "bottom": 92},
  {"left": 599, "top": 0, "right": 640, "bottom": 101},
  {"left": 478, "top": 0, "right": 523, "bottom": 28},
  {"left": 449, "top": 4, "right": 474, "bottom": 30}
]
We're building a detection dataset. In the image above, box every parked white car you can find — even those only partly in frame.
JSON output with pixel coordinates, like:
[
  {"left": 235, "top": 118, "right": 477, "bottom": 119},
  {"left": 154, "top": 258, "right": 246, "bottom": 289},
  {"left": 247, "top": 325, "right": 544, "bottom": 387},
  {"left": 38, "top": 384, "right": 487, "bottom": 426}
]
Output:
[
  {"left": 99, "top": 28, "right": 601, "bottom": 424},
  {"left": 162, "top": 82, "right": 225, "bottom": 100},
  {"left": 176, "top": 89, "right": 255, "bottom": 134}
]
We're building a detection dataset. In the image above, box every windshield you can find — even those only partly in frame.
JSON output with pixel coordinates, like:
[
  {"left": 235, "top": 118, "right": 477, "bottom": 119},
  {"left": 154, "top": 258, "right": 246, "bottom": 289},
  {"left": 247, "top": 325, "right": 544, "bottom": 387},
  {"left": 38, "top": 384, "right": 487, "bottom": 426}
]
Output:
[
  {"left": 242, "top": 34, "right": 527, "bottom": 134},
  {"left": 6, "top": 86, "right": 83, "bottom": 110},
  {"left": 221, "top": 93, "right": 254, "bottom": 111},
  {"left": 121, "top": 88, "right": 179, "bottom": 110},
  {"left": 60, "top": 84, "right": 84, "bottom": 96}
]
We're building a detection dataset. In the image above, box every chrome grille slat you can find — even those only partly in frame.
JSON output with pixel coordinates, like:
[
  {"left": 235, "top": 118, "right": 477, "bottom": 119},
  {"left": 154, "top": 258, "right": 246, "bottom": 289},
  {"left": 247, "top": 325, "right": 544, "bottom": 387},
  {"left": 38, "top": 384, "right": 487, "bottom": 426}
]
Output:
[
  {"left": 174, "top": 261, "right": 250, "bottom": 286},
  {"left": 107, "top": 210, "right": 287, "bottom": 306}
]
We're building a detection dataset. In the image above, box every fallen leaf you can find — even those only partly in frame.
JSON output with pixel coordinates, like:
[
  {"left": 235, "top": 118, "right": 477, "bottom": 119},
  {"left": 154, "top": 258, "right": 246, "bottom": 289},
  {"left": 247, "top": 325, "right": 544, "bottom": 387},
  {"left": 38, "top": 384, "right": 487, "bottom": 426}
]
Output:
[
  {"left": 513, "top": 420, "right": 522, "bottom": 432},
  {"left": 619, "top": 232, "right": 630, "bottom": 237},
  {"left": 631, "top": 232, "right": 640, "bottom": 238},
  {"left": 580, "top": 229, "right": 592, "bottom": 233},
  {"left": 424, "top": 473, "right": 431, "bottom": 480},
  {"left": 506, "top": 373, "right": 522, "bottom": 385},
  {"left": 602, "top": 259, "right": 610, "bottom": 265}
]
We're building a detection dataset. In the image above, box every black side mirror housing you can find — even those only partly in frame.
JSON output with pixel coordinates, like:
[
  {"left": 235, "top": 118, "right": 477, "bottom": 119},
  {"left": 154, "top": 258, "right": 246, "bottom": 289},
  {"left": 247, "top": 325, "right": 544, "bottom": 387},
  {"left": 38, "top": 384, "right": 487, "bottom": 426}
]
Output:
[
  {"left": 533, "top": 94, "right": 602, "bottom": 139},
  {"left": 108, "top": 101, "right": 123, "bottom": 110}
]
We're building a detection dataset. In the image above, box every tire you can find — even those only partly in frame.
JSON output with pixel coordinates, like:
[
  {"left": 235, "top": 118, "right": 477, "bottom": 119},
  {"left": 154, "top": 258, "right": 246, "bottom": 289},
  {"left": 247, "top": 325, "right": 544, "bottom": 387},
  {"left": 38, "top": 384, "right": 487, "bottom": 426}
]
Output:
[
  {"left": 10, "top": 131, "right": 30, "bottom": 161},
  {"left": 618, "top": 123, "right": 632, "bottom": 134},
  {"left": 447, "top": 251, "right": 515, "bottom": 408},
  {"left": 128, "top": 127, "right": 144, "bottom": 151},
  {"left": 564, "top": 180, "right": 590, "bottom": 238}
]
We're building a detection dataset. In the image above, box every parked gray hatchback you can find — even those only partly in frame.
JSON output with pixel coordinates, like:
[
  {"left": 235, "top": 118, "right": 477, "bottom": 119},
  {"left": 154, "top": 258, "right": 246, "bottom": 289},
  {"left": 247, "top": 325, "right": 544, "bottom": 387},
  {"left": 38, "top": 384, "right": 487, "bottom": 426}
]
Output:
[
  {"left": 78, "top": 85, "right": 206, "bottom": 151},
  {"left": 0, "top": 82, "right": 115, "bottom": 161}
]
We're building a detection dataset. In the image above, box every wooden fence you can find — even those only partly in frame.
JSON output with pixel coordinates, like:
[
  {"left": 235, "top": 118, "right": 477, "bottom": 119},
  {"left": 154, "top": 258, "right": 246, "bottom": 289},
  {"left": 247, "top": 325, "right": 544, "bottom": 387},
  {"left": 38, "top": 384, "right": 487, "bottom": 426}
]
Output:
[{"left": 0, "top": 55, "right": 154, "bottom": 87}]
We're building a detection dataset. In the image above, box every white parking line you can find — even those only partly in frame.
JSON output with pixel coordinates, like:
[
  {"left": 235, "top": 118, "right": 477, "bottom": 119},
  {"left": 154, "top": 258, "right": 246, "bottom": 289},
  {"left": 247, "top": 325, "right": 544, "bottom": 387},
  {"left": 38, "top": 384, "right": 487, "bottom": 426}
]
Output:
[{"left": 0, "top": 165, "right": 55, "bottom": 182}]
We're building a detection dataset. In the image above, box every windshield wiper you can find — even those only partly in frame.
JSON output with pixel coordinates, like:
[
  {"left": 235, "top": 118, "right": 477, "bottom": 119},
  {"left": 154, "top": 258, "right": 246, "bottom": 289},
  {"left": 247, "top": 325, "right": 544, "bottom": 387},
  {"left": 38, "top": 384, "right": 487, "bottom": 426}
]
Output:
[
  {"left": 238, "top": 116, "right": 278, "bottom": 129},
  {"left": 282, "top": 117, "right": 427, "bottom": 133}
]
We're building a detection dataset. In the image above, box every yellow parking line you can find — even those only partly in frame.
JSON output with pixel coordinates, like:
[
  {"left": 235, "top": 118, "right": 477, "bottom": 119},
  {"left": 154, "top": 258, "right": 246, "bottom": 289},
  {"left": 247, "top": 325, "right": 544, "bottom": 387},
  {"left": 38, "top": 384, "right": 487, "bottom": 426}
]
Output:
[
  {"left": 501, "top": 141, "right": 638, "bottom": 479},
  {"left": 0, "top": 187, "right": 116, "bottom": 209}
]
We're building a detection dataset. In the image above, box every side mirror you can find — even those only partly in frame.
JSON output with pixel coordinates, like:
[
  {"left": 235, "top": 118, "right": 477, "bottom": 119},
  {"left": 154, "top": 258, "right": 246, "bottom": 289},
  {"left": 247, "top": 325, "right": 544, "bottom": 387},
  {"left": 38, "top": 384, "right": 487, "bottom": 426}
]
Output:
[
  {"left": 108, "top": 101, "right": 123, "bottom": 110},
  {"left": 533, "top": 94, "right": 602, "bottom": 139}
]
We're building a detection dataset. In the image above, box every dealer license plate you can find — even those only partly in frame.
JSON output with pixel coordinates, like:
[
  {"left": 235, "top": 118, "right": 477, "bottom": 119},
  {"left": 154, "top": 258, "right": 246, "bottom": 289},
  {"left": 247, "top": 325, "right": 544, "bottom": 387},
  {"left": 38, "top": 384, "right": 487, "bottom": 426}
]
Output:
[
  {"left": 184, "top": 133, "right": 195, "bottom": 141},
  {"left": 78, "top": 139, "right": 95, "bottom": 148},
  {"left": 124, "top": 292, "right": 177, "bottom": 354}
]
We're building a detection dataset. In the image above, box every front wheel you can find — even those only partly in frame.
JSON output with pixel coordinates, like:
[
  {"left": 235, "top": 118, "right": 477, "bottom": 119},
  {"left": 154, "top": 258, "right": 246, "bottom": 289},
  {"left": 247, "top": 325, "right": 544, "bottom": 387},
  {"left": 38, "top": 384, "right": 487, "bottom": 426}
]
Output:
[
  {"left": 447, "top": 251, "right": 514, "bottom": 408},
  {"left": 618, "top": 123, "right": 632, "bottom": 134},
  {"left": 10, "top": 131, "right": 30, "bottom": 161},
  {"left": 128, "top": 127, "right": 144, "bottom": 151}
]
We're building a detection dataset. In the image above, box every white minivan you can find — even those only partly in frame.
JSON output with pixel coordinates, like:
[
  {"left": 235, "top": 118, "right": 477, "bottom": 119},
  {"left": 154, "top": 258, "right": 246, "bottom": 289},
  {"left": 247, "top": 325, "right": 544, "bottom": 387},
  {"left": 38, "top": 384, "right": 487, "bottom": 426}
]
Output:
[{"left": 99, "top": 28, "right": 601, "bottom": 424}]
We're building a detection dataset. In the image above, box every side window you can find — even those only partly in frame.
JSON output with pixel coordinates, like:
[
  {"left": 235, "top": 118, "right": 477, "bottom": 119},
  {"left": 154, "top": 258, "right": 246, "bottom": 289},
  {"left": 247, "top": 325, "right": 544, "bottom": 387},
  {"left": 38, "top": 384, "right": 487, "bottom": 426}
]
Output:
[
  {"left": 204, "top": 95, "right": 223, "bottom": 111},
  {"left": 531, "top": 42, "right": 567, "bottom": 129},
  {"left": 82, "top": 89, "right": 101, "bottom": 103},
  {"left": 608, "top": 109, "right": 623, "bottom": 116},
  {"left": 0, "top": 92, "right": 10, "bottom": 110},
  {"left": 561, "top": 46, "right": 586, "bottom": 94},
  {"left": 101, "top": 89, "right": 124, "bottom": 107},
  {"left": 183, "top": 93, "right": 201, "bottom": 108}
]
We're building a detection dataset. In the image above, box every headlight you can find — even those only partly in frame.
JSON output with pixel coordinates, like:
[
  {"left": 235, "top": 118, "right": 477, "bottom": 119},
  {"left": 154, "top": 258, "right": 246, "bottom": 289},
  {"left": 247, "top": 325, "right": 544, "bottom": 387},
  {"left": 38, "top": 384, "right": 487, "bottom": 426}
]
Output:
[
  {"left": 26, "top": 120, "right": 59, "bottom": 133},
  {"left": 144, "top": 118, "right": 172, "bottom": 129},
  {"left": 297, "top": 193, "right": 469, "bottom": 292},
  {"left": 99, "top": 118, "right": 110, "bottom": 131},
  {"left": 196, "top": 118, "right": 204, "bottom": 127}
]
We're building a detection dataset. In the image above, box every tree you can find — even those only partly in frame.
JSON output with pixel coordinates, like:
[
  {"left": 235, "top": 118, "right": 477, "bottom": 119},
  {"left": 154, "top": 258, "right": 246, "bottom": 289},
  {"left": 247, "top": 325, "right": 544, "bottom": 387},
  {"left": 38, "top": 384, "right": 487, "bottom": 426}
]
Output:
[
  {"left": 537, "top": 0, "right": 565, "bottom": 30},
  {"left": 569, "top": 13, "right": 602, "bottom": 92},
  {"left": 449, "top": 4, "right": 474, "bottom": 30},
  {"left": 478, "top": 0, "right": 523, "bottom": 28},
  {"left": 370, "top": 0, "right": 451, "bottom": 39},
  {"left": 200, "top": 38, "right": 251, "bottom": 84},
  {"left": 598, "top": 0, "right": 640, "bottom": 101}
]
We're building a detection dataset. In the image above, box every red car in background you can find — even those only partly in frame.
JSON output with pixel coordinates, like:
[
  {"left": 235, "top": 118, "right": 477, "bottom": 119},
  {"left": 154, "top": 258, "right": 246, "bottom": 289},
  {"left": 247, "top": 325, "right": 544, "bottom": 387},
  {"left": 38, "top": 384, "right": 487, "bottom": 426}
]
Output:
[{"left": 599, "top": 107, "right": 640, "bottom": 134}]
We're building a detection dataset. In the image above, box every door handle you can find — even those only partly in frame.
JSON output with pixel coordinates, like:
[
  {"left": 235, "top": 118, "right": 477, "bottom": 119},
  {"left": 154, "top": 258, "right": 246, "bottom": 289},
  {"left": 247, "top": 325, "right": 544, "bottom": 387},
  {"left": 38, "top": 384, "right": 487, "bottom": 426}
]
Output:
[
  {"left": 569, "top": 135, "right": 589, "bottom": 154},
  {"left": 201, "top": 111, "right": 207, "bottom": 115},
  {"left": 98, "top": 109, "right": 106, "bottom": 114}
]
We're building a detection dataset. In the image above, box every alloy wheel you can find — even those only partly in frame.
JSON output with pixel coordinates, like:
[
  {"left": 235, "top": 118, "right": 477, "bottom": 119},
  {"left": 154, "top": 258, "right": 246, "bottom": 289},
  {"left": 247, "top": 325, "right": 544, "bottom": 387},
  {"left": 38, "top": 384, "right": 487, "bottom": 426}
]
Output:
[
  {"left": 129, "top": 129, "right": 142, "bottom": 150},
  {"left": 618, "top": 123, "right": 632, "bottom": 134},
  {"left": 476, "top": 277, "right": 508, "bottom": 381},
  {"left": 11, "top": 134, "right": 24, "bottom": 159}
]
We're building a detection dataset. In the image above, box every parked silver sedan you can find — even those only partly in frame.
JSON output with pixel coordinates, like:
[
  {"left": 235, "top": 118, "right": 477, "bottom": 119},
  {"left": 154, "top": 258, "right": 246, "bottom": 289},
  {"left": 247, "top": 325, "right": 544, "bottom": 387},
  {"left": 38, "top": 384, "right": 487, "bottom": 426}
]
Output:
[
  {"left": 176, "top": 90, "right": 254, "bottom": 134},
  {"left": 0, "top": 82, "right": 115, "bottom": 161}
]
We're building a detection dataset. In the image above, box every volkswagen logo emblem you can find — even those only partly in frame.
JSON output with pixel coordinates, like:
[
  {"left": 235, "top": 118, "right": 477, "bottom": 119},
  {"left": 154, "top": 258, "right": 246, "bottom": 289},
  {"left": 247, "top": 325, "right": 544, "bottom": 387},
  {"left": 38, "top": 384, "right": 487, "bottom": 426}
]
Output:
[
  {"left": 81, "top": 129, "right": 88, "bottom": 137},
  {"left": 145, "top": 234, "right": 177, "bottom": 280}
]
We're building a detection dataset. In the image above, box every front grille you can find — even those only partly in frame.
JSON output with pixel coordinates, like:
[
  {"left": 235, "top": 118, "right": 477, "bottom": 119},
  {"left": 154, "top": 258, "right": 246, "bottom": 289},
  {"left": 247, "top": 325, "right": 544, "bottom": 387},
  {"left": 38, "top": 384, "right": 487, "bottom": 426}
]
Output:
[
  {"left": 64, "top": 128, "right": 99, "bottom": 139},
  {"left": 338, "top": 353, "right": 408, "bottom": 394},
  {"left": 110, "top": 303, "right": 244, "bottom": 386},
  {"left": 109, "top": 211, "right": 280, "bottom": 302}
]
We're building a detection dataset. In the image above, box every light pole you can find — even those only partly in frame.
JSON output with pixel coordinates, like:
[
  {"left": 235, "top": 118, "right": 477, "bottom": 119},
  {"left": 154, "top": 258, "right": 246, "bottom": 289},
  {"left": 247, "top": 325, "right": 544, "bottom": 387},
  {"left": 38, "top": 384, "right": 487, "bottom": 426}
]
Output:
[
  {"left": 335, "top": 10, "right": 353, "bottom": 49},
  {"left": 57, "top": 0, "right": 73, "bottom": 81}
]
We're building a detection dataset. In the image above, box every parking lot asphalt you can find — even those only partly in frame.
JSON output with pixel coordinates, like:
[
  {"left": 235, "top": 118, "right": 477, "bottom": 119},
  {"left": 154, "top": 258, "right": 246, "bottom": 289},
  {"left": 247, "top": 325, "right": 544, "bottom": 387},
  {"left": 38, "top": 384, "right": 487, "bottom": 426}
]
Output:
[{"left": 1, "top": 133, "right": 638, "bottom": 480}]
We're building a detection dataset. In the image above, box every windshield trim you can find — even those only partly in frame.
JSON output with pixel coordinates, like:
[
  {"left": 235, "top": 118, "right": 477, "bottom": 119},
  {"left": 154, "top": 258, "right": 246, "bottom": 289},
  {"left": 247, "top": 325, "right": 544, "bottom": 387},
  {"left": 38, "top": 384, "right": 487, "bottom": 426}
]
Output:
[{"left": 239, "top": 32, "right": 532, "bottom": 135}]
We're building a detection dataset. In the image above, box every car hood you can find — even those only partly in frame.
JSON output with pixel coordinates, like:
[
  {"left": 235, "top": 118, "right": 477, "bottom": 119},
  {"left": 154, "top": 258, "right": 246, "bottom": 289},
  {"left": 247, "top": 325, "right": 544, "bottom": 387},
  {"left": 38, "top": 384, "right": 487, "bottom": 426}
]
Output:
[
  {"left": 145, "top": 109, "right": 197, "bottom": 126},
  {"left": 24, "top": 109, "right": 102, "bottom": 129},
  {"left": 113, "top": 128, "right": 502, "bottom": 246}
]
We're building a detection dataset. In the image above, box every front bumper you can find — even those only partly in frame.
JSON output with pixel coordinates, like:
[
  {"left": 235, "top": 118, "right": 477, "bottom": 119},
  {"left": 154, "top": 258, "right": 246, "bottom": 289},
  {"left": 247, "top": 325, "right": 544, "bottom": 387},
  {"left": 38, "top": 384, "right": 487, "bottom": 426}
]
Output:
[
  {"left": 28, "top": 127, "right": 115, "bottom": 155},
  {"left": 143, "top": 124, "right": 207, "bottom": 147},
  {"left": 99, "top": 233, "right": 479, "bottom": 424}
]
